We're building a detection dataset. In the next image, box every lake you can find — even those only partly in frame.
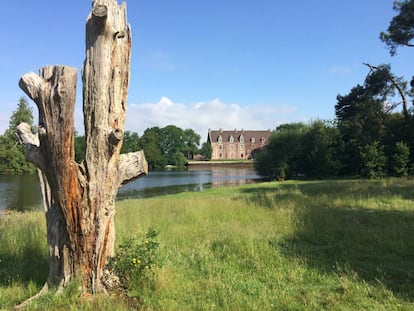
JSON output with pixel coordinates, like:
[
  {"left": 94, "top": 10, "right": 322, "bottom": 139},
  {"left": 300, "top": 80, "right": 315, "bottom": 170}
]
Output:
[{"left": 0, "top": 167, "right": 261, "bottom": 212}]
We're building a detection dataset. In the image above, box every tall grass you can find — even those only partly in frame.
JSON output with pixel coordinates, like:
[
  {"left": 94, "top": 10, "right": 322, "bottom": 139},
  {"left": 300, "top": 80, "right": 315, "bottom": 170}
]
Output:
[
  {"left": 1, "top": 178, "right": 414, "bottom": 310},
  {"left": 0, "top": 212, "right": 47, "bottom": 308}
]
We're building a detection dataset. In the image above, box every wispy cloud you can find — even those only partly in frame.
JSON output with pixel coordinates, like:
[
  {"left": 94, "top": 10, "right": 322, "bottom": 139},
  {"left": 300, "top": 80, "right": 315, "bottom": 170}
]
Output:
[
  {"left": 125, "top": 97, "right": 306, "bottom": 140},
  {"left": 2, "top": 97, "right": 306, "bottom": 142},
  {"left": 328, "top": 65, "right": 352, "bottom": 75}
]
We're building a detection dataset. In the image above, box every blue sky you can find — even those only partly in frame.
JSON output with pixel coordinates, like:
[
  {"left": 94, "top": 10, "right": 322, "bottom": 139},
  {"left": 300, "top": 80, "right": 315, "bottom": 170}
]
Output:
[{"left": 0, "top": 1, "right": 412, "bottom": 141}]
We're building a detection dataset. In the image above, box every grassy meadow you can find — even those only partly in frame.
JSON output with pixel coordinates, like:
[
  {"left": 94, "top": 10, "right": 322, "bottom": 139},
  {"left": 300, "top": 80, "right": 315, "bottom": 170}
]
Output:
[{"left": 1, "top": 178, "right": 414, "bottom": 310}]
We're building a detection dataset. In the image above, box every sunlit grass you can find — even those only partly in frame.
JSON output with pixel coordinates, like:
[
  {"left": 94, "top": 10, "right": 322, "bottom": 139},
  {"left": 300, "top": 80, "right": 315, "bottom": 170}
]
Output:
[{"left": 1, "top": 178, "right": 414, "bottom": 310}]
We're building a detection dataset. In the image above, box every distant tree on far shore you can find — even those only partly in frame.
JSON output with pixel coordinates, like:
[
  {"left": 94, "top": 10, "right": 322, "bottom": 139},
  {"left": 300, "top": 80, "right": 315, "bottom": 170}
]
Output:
[
  {"left": 0, "top": 97, "right": 36, "bottom": 174},
  {"left": 199, "top": 142, "right": 212, "bottom": 160}
]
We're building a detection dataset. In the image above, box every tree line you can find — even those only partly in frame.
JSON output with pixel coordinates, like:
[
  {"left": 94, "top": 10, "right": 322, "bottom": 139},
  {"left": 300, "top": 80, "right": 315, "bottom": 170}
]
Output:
[
  {"left": 76, "top": 125, "right": 212, "bottom": 170},
  {"left": 256, "top": 1, "right": 414, "bottom": 180},
  {"left": 0, "top": 100, "right": 213, "bottom": 174}
]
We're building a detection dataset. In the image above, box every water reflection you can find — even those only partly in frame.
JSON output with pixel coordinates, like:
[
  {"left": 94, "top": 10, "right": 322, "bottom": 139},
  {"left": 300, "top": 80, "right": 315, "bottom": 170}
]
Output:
[
  {"left": 0, "top": 174, "right": 42, "bottom": 212},
  {"left": 117, "top": 183, "right": 213, "bottom": 200},
  {"left": 117, "top": 167, "right": 260, "bottom": 199},
  {"left": 0, "top": 167, "right": 261, "bottom": 212}
]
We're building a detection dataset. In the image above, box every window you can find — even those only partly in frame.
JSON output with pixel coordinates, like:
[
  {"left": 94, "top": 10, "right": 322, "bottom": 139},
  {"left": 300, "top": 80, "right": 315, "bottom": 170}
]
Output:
[
  {"left": 251, "top": 137, "right": 255, "bottom": 143},
  {"left": 218, "top": 135, "right": 222, "bottom": 143},
  {"left": 239, "top": 134, "right": 244, "bottom": 143},
  {"left": 240, "top": 144, "right": 244, "bottom": 150},
  {"left": 229, "top": 135, "right": 234, "bottom": 143}
]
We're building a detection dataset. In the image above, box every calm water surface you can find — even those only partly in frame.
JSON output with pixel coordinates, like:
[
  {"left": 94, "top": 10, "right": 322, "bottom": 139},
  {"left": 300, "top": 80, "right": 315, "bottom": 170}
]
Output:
[
  {"left": 0, "top": 167, "right": 261, "bottom": 212},
  {"left": 0, "top": 174, "right": 42, "bottom": 212}
]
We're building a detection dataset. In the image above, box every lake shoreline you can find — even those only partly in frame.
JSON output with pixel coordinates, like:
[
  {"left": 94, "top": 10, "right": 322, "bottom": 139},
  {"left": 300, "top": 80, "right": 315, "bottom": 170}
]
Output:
[
  {"left": 0, "top": 167, "right": 261, "bottom": 212},
  {"left": 187, "top": 160, "right": 254, "bottom": 170}
]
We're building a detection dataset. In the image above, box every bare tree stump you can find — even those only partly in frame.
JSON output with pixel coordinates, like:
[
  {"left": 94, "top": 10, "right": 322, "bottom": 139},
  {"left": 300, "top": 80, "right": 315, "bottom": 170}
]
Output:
[{"left": 16, "top": 0, "right": 147, "bottom": 295}]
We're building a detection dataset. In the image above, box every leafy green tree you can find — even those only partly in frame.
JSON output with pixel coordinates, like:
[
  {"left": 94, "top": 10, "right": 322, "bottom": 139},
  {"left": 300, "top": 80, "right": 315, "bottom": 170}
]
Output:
[
  {"left": 5, "top": 96, "right": 34, "bottom": 136},
  {"left": 256, "top": 121, "right": 341, "bottom": 179},
  {"left": 183, "top": 129, "right": 201, "bottom": 159},
  {"left": 158, "top": 125, "right": 190, "bottom": 167},
  {"left": 381, "top": 112, "right": 414, "bottom": 168},
  {"left": 140, "top": 127, "right": 166, "bottom": 169},
  {"left": 359, "top": 142, "right": 387, "bottom": 179},
  {"left": 380, "top": 3, "right": 414, "bottom": 166},
  {"left": 300, "top": 120, "right": 340, "bottom": 178},
  {"left": 390, "top": 141, "right": 410, "bottom": 176},
  {"left": 380, "top": 0, "right": 414, "bottom": 55},
  {"left": 170, "top": 150, "right": 187, "bottom": 167},
  {"left": 335, "top": 65, "right": 402, "bottom": 175},
  {"left": 276, "top": 122, "right": 307, "bottom": 133},
  {"left": 121, "top": 131, "right": 141, "bottom": 154},
  {"left": 0, "top": 143, "right": 30, "bottom": 174},
  {"left": 364, "top": 63, "right": 411, "bottom": 117},
  {"left": 254, "top": 147, "right": 288, "bottom": 180},
  {"left": 336, "top": 87, "right": 374, "bottom": 174},
  {"left": 74, "top": 132, "right": 86, "bottom": 163},
  {"left": 0, "top": 97, "right": 35, "bottom": 174},
  {"left": 199, "top": 142, "right": 212, "bottom": 160},
  {"left": 383, "top": 113, "right": 406, "bottom": 147},
  {"left": 126, "top": 126, "right": 200, "bottom": 169},
  {"left": 254, "top": 123, "right": 305, "bottom": 180}
]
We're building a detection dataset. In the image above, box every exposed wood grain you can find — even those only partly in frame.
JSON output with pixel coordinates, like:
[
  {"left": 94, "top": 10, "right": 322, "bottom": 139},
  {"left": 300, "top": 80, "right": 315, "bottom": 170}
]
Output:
[{"left": 16, "top": 0, "right": 147, "bottom": 295}]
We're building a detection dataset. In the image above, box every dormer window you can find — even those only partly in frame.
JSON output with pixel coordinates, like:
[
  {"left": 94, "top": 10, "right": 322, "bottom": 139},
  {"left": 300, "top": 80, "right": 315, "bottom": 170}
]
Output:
[
  {"left": 229, "top": 135, "right": 234, "bottom": 143},
  {"left": 251, "top": 137, "right": 255, "bottom": 143},
  {"left": 239, "top": 134, "right": 244, "bottom": 143},
  {"left": 218, "top": 135, "right": 222, "bottom": 143},
  {"left": 260, "top": 137, "right": 266, "bottom": 144}
]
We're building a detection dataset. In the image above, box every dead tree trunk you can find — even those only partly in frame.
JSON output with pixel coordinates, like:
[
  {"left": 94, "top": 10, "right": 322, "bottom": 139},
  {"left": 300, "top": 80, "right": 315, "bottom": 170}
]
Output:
[{"left": 16, "top": 0, "right": 147, "bottom": 295}]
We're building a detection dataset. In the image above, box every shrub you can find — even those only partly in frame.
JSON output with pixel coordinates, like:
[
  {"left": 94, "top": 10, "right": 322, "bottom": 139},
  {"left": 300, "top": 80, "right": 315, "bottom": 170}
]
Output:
[
  {"left": 390, "top": 141, "right": 410, "bottom": 177},
  {"left": 109, "top": 228, "right": 161, "bottom": 294},
  {"left": 359, "top": 141, "right": 387, "bottom": 179}
]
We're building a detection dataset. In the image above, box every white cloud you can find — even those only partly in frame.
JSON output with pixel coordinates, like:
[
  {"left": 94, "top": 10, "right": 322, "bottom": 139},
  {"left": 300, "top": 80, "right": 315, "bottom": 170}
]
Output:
[
  {"left": 1, "top": 97, "right": 306, "bottom": 142},
  {"left": 125, "top": 97, "right": 306, "bottom": 141},
  {"left": 0, "top": 97, "right": 307, "bottom": 142},
  {"left": 328, "top": 65, "right": 352, "bottom": 75}
]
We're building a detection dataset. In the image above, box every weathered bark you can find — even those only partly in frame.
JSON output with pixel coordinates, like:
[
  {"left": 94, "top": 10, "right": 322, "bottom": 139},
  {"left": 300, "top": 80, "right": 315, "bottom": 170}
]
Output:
[
  {"left": 19, "top": 66, "right": 81, "bottom": 290},
  {"left": 16, "top": 0, "right": 147, "bottom": 295}
]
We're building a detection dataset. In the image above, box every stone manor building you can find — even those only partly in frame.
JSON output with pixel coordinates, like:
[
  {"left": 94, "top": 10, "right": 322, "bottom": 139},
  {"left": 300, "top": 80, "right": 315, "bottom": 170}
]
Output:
[{"left": 207, "top": 129, "right": 272, "bottom": 160}]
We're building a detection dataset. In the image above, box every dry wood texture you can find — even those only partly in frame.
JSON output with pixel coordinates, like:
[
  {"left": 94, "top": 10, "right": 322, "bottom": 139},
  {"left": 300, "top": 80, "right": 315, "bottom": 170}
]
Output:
[{"left": 16, "top": 0, "right": 147, "bottom": 294}]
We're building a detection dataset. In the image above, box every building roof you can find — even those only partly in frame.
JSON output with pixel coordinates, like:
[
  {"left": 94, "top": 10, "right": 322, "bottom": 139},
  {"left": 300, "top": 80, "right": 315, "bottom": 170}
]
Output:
[{"left": 208, "top": 129, "right": 272, "bottom": 144}]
